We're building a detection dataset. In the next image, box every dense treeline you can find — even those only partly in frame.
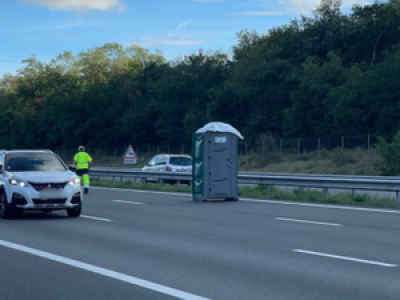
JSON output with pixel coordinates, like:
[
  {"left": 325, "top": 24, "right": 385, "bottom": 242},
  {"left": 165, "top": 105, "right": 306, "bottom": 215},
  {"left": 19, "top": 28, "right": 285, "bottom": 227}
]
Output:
[{"left": 1, "top": 0, "right": 400, "bottom": 150}]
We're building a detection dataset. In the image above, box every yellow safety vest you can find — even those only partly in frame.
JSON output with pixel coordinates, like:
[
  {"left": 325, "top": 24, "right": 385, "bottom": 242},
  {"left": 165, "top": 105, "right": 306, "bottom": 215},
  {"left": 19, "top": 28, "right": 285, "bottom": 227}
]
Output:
[{"left": 74, "top": 152, "right": 92, "bottom": 170}]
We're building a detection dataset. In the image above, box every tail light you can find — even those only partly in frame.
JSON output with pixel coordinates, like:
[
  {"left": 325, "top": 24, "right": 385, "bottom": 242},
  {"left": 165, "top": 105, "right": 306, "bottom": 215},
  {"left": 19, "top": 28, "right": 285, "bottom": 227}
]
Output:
[{"left": 166, "top": 167, "right": 172, "bottom": 172}]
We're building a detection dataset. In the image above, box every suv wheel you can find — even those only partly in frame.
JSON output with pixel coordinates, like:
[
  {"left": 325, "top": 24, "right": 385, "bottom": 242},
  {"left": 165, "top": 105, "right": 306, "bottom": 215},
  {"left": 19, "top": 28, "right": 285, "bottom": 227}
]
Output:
[
  {"left": 67, "top": 200, "right": 82, "bottom": 217},
  {"left": 0, "top": 191, "right": 15, "bottom": 219}
]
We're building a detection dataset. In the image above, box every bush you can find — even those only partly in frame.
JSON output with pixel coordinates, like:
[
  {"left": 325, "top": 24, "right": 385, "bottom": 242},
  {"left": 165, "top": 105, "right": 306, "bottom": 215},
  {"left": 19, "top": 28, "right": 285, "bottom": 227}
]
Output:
[
  {"left": 329, "top": 148, "right": 359, "bottom": 165},
  {"left": 375, "top": 131, "right": 400, "bottom": 175}
]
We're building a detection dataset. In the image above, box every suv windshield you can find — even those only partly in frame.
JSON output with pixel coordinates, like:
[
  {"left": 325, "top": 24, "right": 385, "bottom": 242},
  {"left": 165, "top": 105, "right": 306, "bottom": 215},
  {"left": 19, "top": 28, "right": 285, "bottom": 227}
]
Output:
[
  {"left": 6, "top": 153, "right": 66, "bottom": 172},
  {"left": 169, "top": 157, "right": 192, "bottom": 166}
]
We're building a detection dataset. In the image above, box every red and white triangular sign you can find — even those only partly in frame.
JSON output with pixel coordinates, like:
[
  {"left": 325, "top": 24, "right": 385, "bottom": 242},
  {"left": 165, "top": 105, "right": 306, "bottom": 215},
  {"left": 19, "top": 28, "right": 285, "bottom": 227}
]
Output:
[{"left": 123, "top": 145, "right": 137, "bottom": 159}]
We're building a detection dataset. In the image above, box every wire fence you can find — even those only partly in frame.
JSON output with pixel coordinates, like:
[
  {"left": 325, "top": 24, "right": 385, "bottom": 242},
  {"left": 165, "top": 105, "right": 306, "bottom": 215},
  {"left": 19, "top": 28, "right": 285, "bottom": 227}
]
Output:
[
  {"left": 53, "top": 134, "right": 387, "bottom": 167},
  {"left": 244, "top": 134, "right": 388, "bottom": 156}
]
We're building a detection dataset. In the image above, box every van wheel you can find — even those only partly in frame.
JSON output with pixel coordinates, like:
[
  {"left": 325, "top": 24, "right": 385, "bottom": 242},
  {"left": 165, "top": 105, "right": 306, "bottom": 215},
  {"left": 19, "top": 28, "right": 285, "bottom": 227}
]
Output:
[
  {"left": 67, "top": 201, "right": 82, "bottom": 217},
  {"left": 0, "top": 191, "right": 15, "bottom": 219}
]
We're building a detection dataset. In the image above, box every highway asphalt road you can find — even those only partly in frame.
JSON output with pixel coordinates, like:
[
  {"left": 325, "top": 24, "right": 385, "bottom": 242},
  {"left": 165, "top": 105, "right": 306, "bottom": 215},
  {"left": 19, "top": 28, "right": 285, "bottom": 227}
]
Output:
[{"left": 1, "top": 188, "right": 400, "bottom": 300}]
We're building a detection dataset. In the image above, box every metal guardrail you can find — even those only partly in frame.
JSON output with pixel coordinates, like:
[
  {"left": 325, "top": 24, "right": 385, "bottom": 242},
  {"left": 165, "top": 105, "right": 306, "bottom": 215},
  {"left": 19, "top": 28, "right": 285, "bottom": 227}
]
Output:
[
  {"left": 89, "top": 168, "right": 400, "bottom": 202},
  {"left": 90, "top": 168, "right": 191, "bottom": 185}
]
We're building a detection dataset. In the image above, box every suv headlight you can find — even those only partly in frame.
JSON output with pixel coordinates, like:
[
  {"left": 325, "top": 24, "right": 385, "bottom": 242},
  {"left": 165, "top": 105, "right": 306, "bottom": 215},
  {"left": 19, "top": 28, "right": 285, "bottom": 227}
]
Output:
[
  {"left": 9, "top": 179, "right": 27, "bottom": 188},
  {"left": 69, "top": 178, "right": 80, "bottom": 186}
]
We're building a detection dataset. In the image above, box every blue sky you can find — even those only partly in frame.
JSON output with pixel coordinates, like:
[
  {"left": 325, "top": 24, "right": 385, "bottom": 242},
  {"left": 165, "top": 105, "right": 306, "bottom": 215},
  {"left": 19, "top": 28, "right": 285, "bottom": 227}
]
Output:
[{"left": 0, "top": 0, "right": 375, "bottom": 76}]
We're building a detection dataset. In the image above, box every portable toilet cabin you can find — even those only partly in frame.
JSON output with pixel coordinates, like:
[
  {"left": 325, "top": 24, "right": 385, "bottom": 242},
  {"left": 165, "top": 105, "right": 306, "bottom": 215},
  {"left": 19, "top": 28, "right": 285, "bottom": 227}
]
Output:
[{"left": 192, "top": 122, "right": 244, "bottom": 202}]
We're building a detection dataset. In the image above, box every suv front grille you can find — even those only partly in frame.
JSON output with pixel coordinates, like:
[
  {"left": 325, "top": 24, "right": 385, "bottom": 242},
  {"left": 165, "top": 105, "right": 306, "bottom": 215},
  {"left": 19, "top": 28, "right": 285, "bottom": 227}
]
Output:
[
  {"left": 32, "top": 198, "right": 67, "bottom": 205},
  {"left": 29, "top": 182, "right": 68, "bottom": 191}
]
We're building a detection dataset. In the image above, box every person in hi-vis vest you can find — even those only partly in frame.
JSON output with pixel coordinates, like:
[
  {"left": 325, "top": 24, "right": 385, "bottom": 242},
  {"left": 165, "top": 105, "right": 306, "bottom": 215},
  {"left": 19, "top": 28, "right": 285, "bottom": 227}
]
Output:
[{"left": 73, "top": 146, "right": 92, "bottom": 194}]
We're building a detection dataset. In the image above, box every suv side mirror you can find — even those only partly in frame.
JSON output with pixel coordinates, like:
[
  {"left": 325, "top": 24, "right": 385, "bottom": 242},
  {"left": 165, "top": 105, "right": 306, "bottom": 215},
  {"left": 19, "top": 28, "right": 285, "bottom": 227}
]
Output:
[{"left": 0, "top": 163, "right": 3, "bottom": 173}]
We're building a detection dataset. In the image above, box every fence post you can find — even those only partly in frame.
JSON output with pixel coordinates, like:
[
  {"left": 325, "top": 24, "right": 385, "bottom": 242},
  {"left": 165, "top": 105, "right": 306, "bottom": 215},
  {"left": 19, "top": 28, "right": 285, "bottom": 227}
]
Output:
[
  {"left": 262, "top": 139, "right": 265, "bottom": 156},
  {"left": 368, "top": 134, "right": 370, "bottom": 153},
  {"left": 318, "top": 137, "right": 321, "bottom": 157},
  {"left": 341, "top": 136, "right": 344, "bottom": 150},
  {"left": 297, "top": 138, "right": 300, "bottom": 154},
  {"left": 280, "top": 139, "right": 282, "bottom": 154},
  {"left": 324, "top": 188, "right": 329, "bottom": 198}
]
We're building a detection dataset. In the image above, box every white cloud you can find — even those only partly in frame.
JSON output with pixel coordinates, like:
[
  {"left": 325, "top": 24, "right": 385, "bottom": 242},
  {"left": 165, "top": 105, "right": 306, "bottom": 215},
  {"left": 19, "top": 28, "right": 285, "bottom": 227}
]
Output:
[
  {"left": 136, "top": 36, "right": 203, "bottom": 47},
  {"left": 168, "top": 20, "right": 191, "bottom": 37},
  {"left": 231, "top": 0, "right": 375, "bottom": 17},
  {"left": 175, "top": 20, "right": 191, "bottom": 31},
  {"left": 22, "top": 0, "right": 126, "bottom": 12}
]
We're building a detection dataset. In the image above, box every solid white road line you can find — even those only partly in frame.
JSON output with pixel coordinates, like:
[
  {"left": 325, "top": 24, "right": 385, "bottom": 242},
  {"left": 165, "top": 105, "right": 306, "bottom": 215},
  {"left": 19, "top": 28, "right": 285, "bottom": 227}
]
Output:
[
  {"left": 92, "top": 187, "right": 400, "bottom": 215},
  {"left": 113, "top": 200, "right": 145, "bottom": 205},
  {"left": 293, "top": 249, "right": 398, "bottom": 268},
  {"left": 275, "top": 217, "right": 343, "bottom": 227},
  {"left": 81, "top": 215, "right": 113, "bottom": 222},
  {"left": 0, "top": 239, "right": 212, "bottom": 300},
  {"left": 241, "top": 198, "right": 400, "bottom": 215}
]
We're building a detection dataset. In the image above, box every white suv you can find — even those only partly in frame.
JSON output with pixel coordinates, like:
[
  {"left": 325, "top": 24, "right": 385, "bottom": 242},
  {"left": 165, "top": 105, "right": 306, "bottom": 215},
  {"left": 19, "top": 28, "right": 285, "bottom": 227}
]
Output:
[{"left": 0, "top": 150, "right": 82, "bottom": 219}]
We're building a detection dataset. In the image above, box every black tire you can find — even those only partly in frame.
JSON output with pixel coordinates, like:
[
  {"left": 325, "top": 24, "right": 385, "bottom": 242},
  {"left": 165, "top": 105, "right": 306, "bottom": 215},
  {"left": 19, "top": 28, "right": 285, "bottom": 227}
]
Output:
[
  {"left": 67, "top": 201, "right": 82, "bottom": 217},
  {"left": 165, "top": 180, "right": 178, "bottom": 185},
  {"left": 226, "top": 197, "right": 239, "bottom": 202},
  {"left": 0, "top": 191, "right": 16, "bottom": 219}
]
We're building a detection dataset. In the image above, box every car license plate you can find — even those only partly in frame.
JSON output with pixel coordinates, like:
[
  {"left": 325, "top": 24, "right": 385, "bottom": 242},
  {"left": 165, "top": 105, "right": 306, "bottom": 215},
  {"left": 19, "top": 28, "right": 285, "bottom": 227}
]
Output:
[{"left": 39, "top": 190, "right": 61, "bottom": 200}]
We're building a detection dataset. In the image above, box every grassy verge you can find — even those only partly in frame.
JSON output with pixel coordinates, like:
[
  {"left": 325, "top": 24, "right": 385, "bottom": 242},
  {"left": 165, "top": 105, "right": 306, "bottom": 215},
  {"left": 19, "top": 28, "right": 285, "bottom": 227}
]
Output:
[
  {"left": 92, "top": 179, "right": 400, "bottom": 210},
  {"left": 239, "top": 148, "right": 381, "bottom": 175},
  {"left": 240, "top": 186, "right": 400, "bottom": 209}
]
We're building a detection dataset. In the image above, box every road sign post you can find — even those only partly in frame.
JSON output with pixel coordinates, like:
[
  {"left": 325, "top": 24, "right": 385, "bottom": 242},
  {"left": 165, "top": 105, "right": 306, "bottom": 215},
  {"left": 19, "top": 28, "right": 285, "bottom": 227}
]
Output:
[{"left": 123, "top": 144, "right": 138, "bottom": 164}]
